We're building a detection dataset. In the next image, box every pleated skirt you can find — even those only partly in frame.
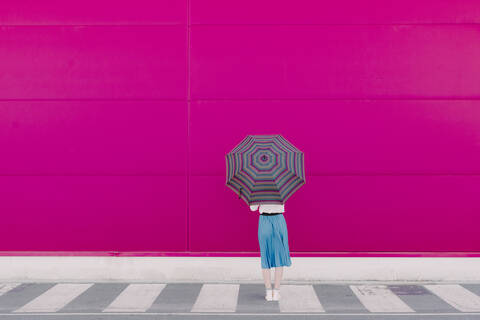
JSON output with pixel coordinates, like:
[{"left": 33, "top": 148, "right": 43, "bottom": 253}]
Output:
[{"left": 258, "top": 213, "right": 292, "bottom": 269}]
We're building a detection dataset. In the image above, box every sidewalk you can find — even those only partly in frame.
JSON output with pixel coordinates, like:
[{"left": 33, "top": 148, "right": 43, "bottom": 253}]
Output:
[{"left": 2, "top": 256, "right": 480, "bottom": 282}]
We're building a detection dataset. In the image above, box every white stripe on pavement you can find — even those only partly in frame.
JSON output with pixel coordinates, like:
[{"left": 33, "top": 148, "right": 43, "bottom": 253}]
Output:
[
  {"left": 424, "top": 284, "right": 480, "bottom": 312},
  {"left": 0, "top": 283, "right": 20, "bottom": 297},
  {"left": 279, "top": 285, "right": 325, "bottom": 313},
  {"left": 13, "top": 283, "right": 93, "bottom": 313},
  {"left": 191, "top": 284, "right": 239, "bottom": 312},
  {"left": 350, "top": 285, "right": 415, "bottom": 313},
  {"left": 103, "top": 283, "right": 166, "bottom": 312}
]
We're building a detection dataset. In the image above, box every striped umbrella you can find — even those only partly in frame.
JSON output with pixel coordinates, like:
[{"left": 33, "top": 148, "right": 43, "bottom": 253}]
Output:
[{"left": 226, "top": 134, "right": 305, "bottom": 205}]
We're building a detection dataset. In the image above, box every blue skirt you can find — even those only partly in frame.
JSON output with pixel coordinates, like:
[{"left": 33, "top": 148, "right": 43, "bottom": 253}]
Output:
[{"left": 258, "top": 213, "right": 292, "bottom": 269}]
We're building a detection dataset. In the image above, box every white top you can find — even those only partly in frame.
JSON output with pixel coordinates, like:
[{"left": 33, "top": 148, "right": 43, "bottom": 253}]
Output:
[{"left": 250, "top": 203, "right": 285, "bottom": 214}]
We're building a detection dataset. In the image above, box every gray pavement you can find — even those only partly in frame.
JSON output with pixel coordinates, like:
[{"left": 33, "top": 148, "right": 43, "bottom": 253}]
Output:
[{"left": 1, "top": 282, "right": 480, "bottom": 319}]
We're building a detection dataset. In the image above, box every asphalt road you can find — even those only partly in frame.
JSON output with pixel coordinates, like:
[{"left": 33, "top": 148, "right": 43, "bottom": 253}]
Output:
[{"left": 1, "top": 282, "right": 480, "bottom": 319}]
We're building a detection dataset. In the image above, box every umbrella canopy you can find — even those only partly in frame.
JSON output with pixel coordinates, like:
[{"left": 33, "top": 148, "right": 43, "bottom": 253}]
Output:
[{"left": 226, "top": 134, "right": 305, "bottom": 205}]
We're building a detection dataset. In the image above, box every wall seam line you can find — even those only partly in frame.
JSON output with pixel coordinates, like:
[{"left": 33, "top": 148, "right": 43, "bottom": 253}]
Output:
[{"left": 187, "top": 0, "right": 191, "bottom": 252}]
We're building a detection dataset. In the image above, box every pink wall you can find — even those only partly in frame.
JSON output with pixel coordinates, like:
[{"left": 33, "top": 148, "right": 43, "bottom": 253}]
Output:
[{"left": 1, "top": 1, "right": 479, "bottom": 255}]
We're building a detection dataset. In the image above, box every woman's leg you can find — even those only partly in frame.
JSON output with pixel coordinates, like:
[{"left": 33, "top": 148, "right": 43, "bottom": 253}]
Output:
[
  {"left": 274, "top": 266, "right": 283, "bottom": 289},
  {"left": 262, "top": 268, "right": 272, "bottom": 289}
]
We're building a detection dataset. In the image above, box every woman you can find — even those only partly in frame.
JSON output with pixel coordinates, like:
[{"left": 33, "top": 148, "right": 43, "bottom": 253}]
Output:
[{"left": 250, "top": 202, "right": 292, "bottom": 301}]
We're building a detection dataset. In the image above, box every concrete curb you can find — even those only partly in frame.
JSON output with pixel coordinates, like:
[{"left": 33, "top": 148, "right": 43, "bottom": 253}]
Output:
[{"left": 1, "top": 257, "right": 479, "bottom": 282}]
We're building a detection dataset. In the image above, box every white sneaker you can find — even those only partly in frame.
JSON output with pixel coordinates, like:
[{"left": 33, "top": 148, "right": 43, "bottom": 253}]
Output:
[
  {"left": 272, "top": 289, "right": 280, "bottom": 301},
  {"left": 265, "top": 288, "right": 273, "bottom": 301}
]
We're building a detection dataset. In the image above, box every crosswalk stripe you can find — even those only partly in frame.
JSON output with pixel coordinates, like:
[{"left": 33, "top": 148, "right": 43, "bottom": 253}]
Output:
[
  {"left": 191, "top": 284, "right": 239, "bottom": 312},
  {"left": 424, "top": 284, "right": 480, "bottom": 312},
  {"left": 279, "top": 285, "right": 325, "bottom": 313},
  {"left": 102, "top": 284, "right": 166, "bottom": 312},
  {"left": 12, "top": 283, "right": 93, "bottom": 313},
  {"left": 0, "top": 283, "right": 20, "bottom": 297},
  {"left": 350, "top": 285, "right": 415, "bottom": 312},
  {"left": 3, "top": 282, "right": 480, "bottom": 314}
]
